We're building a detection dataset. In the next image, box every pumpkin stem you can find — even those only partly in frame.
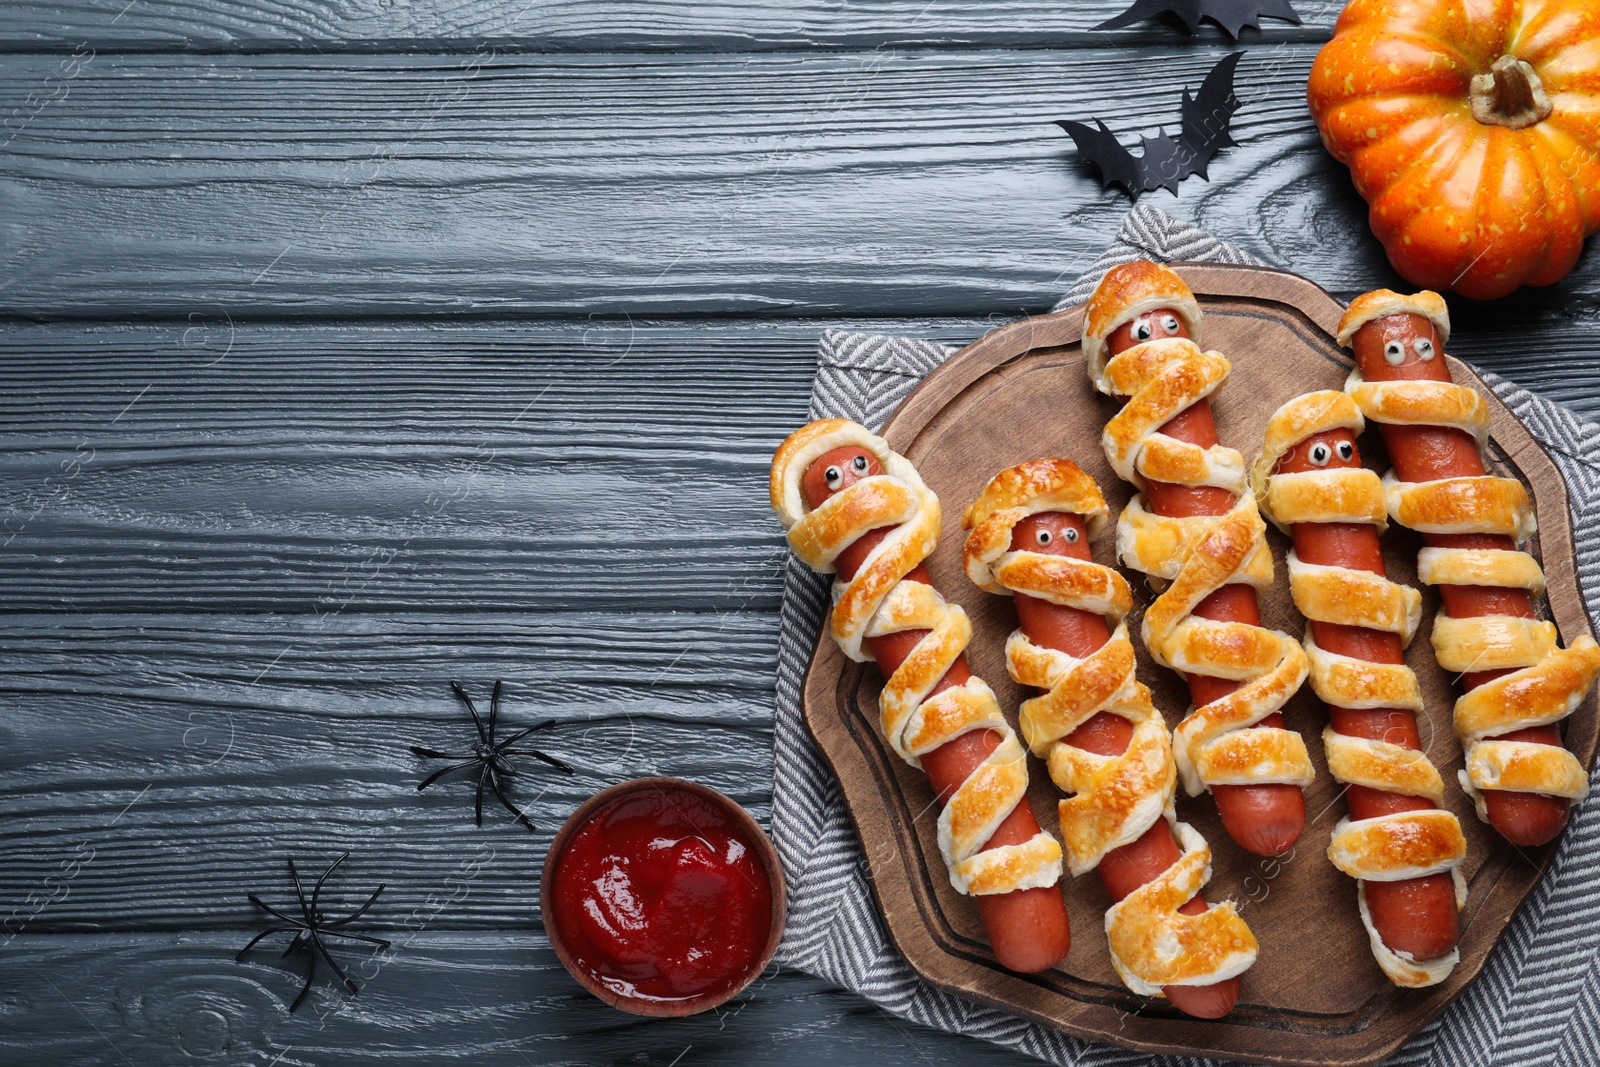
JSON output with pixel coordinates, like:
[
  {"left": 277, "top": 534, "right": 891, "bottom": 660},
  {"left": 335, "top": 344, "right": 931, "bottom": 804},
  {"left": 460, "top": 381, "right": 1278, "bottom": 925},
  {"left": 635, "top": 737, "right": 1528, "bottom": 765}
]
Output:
[{"left": 1470, "top": 55, "right": 1552, "bottom": 130}]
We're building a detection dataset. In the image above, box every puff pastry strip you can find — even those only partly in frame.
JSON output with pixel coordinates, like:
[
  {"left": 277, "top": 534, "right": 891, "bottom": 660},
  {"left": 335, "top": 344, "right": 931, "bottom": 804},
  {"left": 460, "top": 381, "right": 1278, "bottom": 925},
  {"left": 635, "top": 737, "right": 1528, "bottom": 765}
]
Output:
[
  {"left": 963, "top": 459, "right": 1256, "bottom": 995},
  {"left": 771, "top": 419, "right": 1064, "bottom": 896},
  {"left": 1095, "top": 335, "right": 1314, "bottom": 799},
  {"left": 1340, "top": 322, "right": 1600, "bottom": 821},
  {"left": 1253, "top": 390, "right": 1467, "bottom": 987}
]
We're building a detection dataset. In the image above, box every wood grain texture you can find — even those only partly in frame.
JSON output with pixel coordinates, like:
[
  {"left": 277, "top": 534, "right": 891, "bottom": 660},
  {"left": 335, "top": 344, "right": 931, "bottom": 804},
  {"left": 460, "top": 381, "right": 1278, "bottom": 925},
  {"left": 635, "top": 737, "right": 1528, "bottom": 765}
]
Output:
[
  {"left": 0, "top": 319, "right": 950, "bottom": 614},
  {"left": 0, "top": 319, "right": 1591, "bottom": 616},
  {"left": 0, "top": 612, "right": 781, "bottom": 931},
  {"left": 5, "top": 0, "right": 1600, "bottom": 1058},
  {"left": 12, "top": 47, "right": 1600, "bottom": 321},
  {"left": 801, "top": 265, "right": 1598, "bottom": 1066},
  {"left": 0, "top": 932, "right": 1031, "bottom": 1065},
  {"left": 0, "top": 0, "right": 1339, "bottom": 52}
]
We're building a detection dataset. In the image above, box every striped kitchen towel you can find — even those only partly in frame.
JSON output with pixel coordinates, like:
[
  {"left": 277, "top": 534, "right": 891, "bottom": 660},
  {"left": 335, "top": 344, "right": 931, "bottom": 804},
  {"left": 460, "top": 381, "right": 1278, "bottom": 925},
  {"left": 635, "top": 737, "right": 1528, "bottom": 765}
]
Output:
[{"left": 768, "top": 202, "right": 1600, "bottom": 1067}]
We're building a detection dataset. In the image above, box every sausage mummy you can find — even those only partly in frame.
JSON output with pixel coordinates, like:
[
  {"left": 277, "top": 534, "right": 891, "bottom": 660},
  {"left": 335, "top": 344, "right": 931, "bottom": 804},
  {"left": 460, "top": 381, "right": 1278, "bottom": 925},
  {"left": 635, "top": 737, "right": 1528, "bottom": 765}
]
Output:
[
  {"left": 1338, "top": 291, "right": 1600, "bottom": 847},
  {"left": 1252, "top": 391, "right": 1467, "bottom": 987},
  {"left": 963, "top": 459, "right": 1256, "bottom": 1010},
  {"left": 770, "top": 419, "right": 1071, "bottom": 972},
  {"left": 1083, "top": 262, "right": 1314, "bottom": 856}
]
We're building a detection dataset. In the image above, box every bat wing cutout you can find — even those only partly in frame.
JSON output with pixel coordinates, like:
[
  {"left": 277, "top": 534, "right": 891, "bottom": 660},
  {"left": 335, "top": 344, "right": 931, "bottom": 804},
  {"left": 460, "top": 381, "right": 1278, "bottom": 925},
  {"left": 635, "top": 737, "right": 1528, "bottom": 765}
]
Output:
[
  {"left": 1055, "top": 118, "right": 1145, "bottom": 197},
  {"left": 1094, "top": 0, "right": 1300, "bottom": 39},
  {"left": 1056, "top": 52, "right": 1243, "bottom": 200}
]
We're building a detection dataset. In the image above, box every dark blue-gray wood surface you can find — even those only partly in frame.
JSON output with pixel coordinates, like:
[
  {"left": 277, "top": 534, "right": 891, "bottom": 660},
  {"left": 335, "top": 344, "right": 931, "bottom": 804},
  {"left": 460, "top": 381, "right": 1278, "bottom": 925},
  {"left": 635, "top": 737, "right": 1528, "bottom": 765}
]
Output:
[{"left": 3, "top": 1, "right": 1599, "bottom": 1063}]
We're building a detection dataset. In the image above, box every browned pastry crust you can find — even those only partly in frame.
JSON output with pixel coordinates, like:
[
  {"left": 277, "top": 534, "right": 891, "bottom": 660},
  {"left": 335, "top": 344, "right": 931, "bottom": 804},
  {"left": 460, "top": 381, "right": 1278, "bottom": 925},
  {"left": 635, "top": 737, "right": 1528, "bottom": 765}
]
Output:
[
  {"left": 1335, "top": 289, "right": 1451, "bottom": 348},
  {"left": 1081, "top": 261, "right": 1203, "bottom": 397},
  {"left": 1338, "top": 294, "right": 1600, "bottom": 821},
  {"left": 771, "top": 419, "right": 1064, "bottom": 896},
  {"left": 1253, "top": 390, "right": 1467, "bottom": 988},
  {"left": 963, "top": 458, "right": 1257, "bottom": 996},
  {"left": 1083, "top": 263, "right": 1314, "bottom": 800}
]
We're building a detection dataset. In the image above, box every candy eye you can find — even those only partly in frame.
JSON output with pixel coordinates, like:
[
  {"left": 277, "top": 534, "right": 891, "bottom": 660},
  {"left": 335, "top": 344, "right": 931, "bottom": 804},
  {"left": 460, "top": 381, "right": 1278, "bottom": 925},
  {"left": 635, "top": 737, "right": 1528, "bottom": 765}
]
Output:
[
  {"left": 1413, "top": 338, "right": 1436, "bottom": 360},
  {"left": 1035, "top": 529, "right": 1052, "bottom": 546},
  {"left": 1336, "top": 441, "right": 1355, "bottom": 461},
  {"left": 824, "top": 465, "right": 842, "bottom": 489},
  {"left": 1161, "top": 314, "right": 1180, "bottom": 333},
  {"left": 1309, "top": 443, "right": 1332, "bottom": 466},
  {"left": 852, "top": 454, "right": 869, "bottom": 472},
  {"left": 1132, "top": 319, "right": 1153, "bottom": 341},
  {"left": 1383, "top": 340, "right": 1407, "bottom": 365},
  {"left": 1063, "top": 527, "right": 1080, "bottom": 543}
]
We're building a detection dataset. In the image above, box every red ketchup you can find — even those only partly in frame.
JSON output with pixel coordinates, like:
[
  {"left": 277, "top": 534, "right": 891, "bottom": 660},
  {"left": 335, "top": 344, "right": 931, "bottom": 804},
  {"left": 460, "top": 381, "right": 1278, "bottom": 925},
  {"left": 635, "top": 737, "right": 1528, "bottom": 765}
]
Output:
[{"left": 549, "top": 786, "right": 775, "bottom": 1005}]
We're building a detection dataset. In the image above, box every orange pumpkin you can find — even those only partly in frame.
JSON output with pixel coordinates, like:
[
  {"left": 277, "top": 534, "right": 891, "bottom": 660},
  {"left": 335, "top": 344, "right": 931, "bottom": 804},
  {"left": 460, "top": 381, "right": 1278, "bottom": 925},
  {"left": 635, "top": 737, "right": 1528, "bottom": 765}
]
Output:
[{"left": 1308, "top": 0, "right": 1600, "bottom": 300}]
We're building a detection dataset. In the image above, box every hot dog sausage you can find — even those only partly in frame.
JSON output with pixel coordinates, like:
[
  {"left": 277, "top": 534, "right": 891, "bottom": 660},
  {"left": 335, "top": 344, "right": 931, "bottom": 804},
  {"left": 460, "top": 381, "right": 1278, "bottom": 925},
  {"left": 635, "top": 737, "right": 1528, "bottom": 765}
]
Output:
[
  {"left": 803, "top": 446, "right": 1072, "bottom": 973},
  {"left": 1274, "top": 428, "right": 1459, "bottom": 962},
  {"left": 1351, "top": 312, "right": 1570, "bottom": 846},
  {"left": 1107, "top": 315, "right": 1306, "bottom": 857},
  {"left": 1011, "top": 511, "right": 1239, "bottom": 1018}
]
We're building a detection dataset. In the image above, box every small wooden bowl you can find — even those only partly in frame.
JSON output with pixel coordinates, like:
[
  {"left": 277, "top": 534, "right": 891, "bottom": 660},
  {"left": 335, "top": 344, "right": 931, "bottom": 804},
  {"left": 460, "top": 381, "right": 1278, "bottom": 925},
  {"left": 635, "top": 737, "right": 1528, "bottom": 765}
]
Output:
[{"left": 540, "top": 776, "right": 787, "bottom": 1017}]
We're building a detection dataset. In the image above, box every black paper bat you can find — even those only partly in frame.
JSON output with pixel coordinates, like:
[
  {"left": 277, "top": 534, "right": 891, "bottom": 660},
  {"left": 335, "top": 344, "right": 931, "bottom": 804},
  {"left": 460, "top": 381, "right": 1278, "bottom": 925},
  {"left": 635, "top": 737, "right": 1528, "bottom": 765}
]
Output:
[
  {"left": 1094, "top": 0, "right": 1300, "bottom": 39},
  {"left": 1056, "top": 51, "right": 1243, "bottom": 199}
]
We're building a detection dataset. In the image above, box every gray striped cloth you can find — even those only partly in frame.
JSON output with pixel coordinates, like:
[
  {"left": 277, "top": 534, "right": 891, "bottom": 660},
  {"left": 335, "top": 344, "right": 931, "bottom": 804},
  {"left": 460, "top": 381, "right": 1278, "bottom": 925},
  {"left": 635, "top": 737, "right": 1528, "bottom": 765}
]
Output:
[{"left": 769, "top": 203, "right": 1600, "bottom": 1066}]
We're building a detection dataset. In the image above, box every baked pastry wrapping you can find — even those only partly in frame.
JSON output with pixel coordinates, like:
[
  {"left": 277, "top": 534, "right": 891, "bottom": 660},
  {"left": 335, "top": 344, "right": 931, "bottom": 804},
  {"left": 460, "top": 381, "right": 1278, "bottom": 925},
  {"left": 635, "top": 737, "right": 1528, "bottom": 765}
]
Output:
[
  {"left": 771, "top": 419, "right": 1064, "bottom": 895},
  {"left": 1336, "top": 289, "right": 1451, "bottom": 349},
  {"left": 1252, "top": 390, "right": 1467, "bottom": 988},
  {"left": 1337, "top": 302, "right": 1600, "bottom": 821},
  {"left": 1081, "top": 259, "right": 1203, "bottom": 398},
  {"left": 963, "top": 458, "right": 1257, "bottom": 995},
  {"left": 1085, "top": 264, "right": 1314, "bottom": 800}
]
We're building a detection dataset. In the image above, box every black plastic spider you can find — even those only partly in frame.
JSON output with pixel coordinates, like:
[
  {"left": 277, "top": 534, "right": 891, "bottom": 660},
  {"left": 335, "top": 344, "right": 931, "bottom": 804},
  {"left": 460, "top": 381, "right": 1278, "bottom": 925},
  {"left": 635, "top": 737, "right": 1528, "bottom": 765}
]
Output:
[
  {"left": 411, "top": 680, "right": 573, "bottom": 832},
  {"left": 236, "top": 853, "right": 390, "bottom": 1013}
]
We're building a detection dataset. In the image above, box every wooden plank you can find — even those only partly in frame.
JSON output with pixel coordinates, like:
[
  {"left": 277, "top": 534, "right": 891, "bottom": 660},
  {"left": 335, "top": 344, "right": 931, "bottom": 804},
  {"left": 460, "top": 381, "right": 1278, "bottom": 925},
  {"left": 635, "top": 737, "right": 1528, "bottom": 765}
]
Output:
[
  {"left": 0, "top": 932, "right": 1029, "bottom": 1065},
  {"left": 0, "top": 0, "right": 1336, "bottom": 53},
  {"left": 0, "top": 611, "right": 782, "bottom": 931},
  {"left": 0, "top": 318, "right": 926, "bottom": 614},
  {"left": 2, "top": 318, "right": 1596, "bottom": 616},
  {"left": 10, "top": 47, "right": 1565, "bottom": 321}
]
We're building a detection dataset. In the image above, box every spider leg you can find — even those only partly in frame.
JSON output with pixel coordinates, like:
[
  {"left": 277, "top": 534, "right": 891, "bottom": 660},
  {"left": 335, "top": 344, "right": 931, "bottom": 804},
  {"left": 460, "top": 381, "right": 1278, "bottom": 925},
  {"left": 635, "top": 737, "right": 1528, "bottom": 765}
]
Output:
[
  {"left": 289, "top": 950, "right": 318, "bottom": 1013},
  {"left": 492, "top": 719, "right": 560, "bottom": 754},
  {"left": 236, "top": 925, "right": 292, "bottom": 960},
  {"left": 324, "top": 885, "right": 385, "bottom": 928},
  {"left": 452, "top": 680, "right": 489, "bottom": 745},
  {"left": 309, "top": 932, "right": 360, "bottom": 994},
  {"left": 489, "top": 771, "right": 536, "bottom": 832},
  {"left": 475, "top": 763, "right": 489, "bottom": 826},
  {"left": 489, "top": 679, "right": 503, "bottom": 743},
  {"left": 521, "top": 748, "right": 576, "bottom": 775},
  {"left": 410, "top": 745, "right": 475, "bottom": 760},
  {"left": 320, "top": 929, "right": 392, "bottom": 949},
  {"left": 417, "top": 759, "right": 482, "bottom": 792},
  {"left": 288, "top": 858, "right": 314, "bottom": 922},
  {"left": 310, "top": 853, "right": 351, "bottom": 916},
  {"left": 493, "top": 726, "right": 538, "bottom": 752},
  {"left": 281, "top": 929, "right": 308, "bottom": 959},
  {"left": 247, "top": 894, "right": 303, "bottom": 926}
]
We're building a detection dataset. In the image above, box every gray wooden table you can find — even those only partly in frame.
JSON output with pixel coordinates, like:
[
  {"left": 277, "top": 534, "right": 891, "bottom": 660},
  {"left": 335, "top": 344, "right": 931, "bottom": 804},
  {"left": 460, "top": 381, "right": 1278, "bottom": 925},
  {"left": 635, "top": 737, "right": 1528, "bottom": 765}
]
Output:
[{"left": 3, "top": 2, "right": 1598, "bottom": 1064}]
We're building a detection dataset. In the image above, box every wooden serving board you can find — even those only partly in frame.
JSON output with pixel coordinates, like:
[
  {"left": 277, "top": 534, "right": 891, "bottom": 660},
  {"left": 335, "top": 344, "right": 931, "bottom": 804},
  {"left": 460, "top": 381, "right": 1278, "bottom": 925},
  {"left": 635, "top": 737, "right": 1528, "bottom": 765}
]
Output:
[{"left": 798, "top": 263, "right": 1600, "bottom": 1067}]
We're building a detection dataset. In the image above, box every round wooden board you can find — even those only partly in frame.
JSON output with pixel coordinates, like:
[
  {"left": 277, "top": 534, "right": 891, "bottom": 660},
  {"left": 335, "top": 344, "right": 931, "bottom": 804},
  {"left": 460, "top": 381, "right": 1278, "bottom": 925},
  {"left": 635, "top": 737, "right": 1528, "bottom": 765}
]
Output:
[{"left": 797, "top": 263, "right": 1600, "bottom": 1067}]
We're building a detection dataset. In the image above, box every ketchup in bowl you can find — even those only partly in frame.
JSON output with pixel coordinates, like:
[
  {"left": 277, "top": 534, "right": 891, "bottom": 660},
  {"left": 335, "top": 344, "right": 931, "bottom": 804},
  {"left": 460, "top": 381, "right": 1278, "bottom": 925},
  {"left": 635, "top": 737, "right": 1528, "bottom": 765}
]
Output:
[{"left": 543, "top": 778, "right": 785, "bottom": 1016}]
